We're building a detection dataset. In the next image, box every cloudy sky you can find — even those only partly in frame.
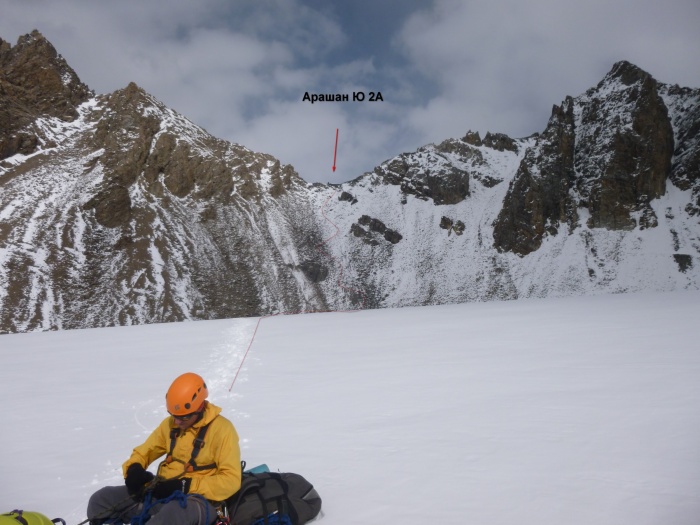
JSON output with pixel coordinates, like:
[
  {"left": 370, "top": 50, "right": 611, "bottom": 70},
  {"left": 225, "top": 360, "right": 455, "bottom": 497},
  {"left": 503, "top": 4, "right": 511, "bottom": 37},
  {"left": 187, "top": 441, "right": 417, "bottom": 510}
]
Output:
[{"left": 2, "top": 0, "right": 699, "bottom": 184}]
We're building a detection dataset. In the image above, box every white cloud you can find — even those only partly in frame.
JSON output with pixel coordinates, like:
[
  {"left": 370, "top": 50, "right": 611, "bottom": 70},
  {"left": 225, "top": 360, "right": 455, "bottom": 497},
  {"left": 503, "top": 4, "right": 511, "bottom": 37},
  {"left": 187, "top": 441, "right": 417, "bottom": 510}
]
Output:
[
  {"left": 236, "top": 89, "right": 405, "bottom": 185},
  {"left": 1, "top": 0, "right": 362, "bottom": 181},
  {"left": 2, "top": 0, "right": 699, "bottom": 185},
  {"left": 395, "top": 0, "right": 700, "bottom": 145}
]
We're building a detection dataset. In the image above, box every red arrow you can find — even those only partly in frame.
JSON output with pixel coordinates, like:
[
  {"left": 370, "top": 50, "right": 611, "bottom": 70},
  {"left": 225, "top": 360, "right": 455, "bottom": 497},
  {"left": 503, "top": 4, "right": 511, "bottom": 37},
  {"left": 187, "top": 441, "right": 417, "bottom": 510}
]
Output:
[{"left": 332, "top": 128, "right": 339, "bottom": 172}]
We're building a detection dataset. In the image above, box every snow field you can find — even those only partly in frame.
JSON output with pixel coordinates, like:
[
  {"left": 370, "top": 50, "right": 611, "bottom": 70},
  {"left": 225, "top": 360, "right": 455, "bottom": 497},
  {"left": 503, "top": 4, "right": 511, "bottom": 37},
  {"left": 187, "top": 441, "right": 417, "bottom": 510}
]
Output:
[{"left": 1, "top": 290, "right": 699, "bottom": 524}]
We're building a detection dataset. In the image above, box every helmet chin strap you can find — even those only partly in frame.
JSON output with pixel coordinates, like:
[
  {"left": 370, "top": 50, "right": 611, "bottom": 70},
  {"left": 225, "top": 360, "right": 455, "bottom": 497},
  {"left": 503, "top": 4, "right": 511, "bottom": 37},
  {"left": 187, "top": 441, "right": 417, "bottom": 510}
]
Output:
[
  {"left": 183, "top": 401, "right": 207, "bottom": 424},
  {"left": 193, "top": 403, "right": 206, "bottom": 423}
]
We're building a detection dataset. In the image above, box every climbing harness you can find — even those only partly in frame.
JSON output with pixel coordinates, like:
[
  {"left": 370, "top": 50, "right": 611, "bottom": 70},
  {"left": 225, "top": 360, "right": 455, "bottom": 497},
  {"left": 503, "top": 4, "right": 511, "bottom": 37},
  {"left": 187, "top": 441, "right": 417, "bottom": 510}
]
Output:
[{"left": 163, "top": 421, "right": 216, "bottom": 473}]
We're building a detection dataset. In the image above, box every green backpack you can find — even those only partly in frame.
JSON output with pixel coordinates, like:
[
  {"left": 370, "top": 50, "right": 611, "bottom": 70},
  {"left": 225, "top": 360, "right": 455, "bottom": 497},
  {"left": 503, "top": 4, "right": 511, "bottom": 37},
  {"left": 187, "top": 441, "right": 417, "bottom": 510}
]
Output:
[{"left": 0, "top": 511, "right": 64, "bottom": 525}]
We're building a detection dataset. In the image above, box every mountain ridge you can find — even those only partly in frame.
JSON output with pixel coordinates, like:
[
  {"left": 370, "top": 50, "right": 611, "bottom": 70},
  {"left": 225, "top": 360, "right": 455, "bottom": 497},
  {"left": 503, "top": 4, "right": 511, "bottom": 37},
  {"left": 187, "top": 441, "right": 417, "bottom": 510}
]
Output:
[{"left": 1, "top": 31, "right": 698, "bottom": 334}]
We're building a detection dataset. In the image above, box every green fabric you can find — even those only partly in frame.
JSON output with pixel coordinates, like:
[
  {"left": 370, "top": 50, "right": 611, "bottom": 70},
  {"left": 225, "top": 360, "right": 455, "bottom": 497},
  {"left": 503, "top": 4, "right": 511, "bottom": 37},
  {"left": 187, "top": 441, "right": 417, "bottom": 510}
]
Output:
[{"left": 1, "top": 511, "right": 54, "bottom": 525}]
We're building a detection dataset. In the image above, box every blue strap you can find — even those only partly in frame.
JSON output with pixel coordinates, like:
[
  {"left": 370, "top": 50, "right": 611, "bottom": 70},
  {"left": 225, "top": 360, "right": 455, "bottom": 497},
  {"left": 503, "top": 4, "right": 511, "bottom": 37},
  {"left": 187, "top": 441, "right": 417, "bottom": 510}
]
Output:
[
  {"left": 129, "top": 491, "right": 211, "bottom": 525},
  {"left": 251, "top": 513, "right": 292, "bottom": 525},
  {"left": 129, "top": 491, "right": 188, "bottom": 525}
]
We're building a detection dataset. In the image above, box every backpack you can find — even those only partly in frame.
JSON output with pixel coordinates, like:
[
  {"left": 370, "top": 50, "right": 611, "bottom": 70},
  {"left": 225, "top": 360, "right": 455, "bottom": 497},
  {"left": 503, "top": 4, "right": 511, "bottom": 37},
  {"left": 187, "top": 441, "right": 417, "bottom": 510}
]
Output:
[
  {"left": 0, "top": 511, "right": 65, "bottom": 525},
  {"left": 225, "top": 471, "right": 322, "bottom": 525}
]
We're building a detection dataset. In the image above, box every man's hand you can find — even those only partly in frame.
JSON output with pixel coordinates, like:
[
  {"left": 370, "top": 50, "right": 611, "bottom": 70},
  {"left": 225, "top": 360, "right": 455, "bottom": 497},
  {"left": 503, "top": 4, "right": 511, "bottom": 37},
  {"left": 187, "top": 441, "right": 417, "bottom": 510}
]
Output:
[
  {"left": 125, "top": 463, "right": 155, "bottom": 498},
  {"left": 152, "top": 478, "right": 191, "bottom": 500}
]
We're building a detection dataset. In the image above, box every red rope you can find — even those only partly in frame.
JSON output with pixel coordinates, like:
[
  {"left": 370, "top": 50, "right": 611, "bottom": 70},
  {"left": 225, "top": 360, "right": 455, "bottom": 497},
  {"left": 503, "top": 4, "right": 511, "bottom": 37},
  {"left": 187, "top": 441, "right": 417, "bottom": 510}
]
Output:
[
  {"left": 316, "top": 190, "right": 368, "bottom": 307},
  {"left": 228, "top": 315, "right": 267, "bottom": 392},
  {"left": 228, "top": 189, "right": 366, "bottom": 391}
]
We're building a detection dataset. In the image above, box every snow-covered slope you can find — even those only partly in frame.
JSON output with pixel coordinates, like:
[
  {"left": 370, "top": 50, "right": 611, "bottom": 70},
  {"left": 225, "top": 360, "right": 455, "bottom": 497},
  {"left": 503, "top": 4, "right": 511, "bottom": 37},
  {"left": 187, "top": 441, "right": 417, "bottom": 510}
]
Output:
[
  {"left": 2, "top": 291, "right": 699, "bottom": 524},
  {"left": 1, "top": 32, "right": 699, "bottom": 334},
  {"left": 0, "top": 80, "right": 332, "bottom": 332}
]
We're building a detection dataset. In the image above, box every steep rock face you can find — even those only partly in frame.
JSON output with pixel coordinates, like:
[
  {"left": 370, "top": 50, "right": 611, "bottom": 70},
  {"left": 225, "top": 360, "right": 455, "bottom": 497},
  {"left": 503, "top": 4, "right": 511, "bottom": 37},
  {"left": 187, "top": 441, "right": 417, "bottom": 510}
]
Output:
[
  {"left": 82, "top": 82, "right": 301, "bottom": 229},
  {"left": 493, "top": 98, "right": 578, "bottom": 255},
  {"left": 661, "top": 84, "right": 700, "bottom": 216},
  {"left": 576, "top": 61, "right": 673, "bottom": 230},
  {"left": 0, "top": 30, "right": 90, "bottom": 160},
  {"left": 75, "top": 82, "right": 316, "bottom": 327},
  {"left": 494, "top": 61, "right": 676, "bottom": 256},
  {"left": 0, "top": 33, "right": 331, "bottom": 333}
]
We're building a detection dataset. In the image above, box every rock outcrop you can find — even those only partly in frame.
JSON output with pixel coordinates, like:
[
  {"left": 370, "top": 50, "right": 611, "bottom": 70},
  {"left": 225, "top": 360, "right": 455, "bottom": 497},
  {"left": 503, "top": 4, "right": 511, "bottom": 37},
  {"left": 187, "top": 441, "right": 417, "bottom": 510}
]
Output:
[
  {"left": 0, "top": 30, "right": 91, "bottom": 160},
  {"left": 494, "top": 61, "right": 677, "bottom": 256}
]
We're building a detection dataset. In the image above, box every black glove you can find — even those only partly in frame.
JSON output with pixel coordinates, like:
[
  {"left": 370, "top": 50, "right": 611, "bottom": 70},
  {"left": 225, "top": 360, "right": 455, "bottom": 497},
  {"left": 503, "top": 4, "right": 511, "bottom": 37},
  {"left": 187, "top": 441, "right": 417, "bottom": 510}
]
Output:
[
  {"left": 151, "top": 477, "right": 191, "bottom": 500},
  {"left": 125, "top": 463, "right": 155, "bottom": 497}
]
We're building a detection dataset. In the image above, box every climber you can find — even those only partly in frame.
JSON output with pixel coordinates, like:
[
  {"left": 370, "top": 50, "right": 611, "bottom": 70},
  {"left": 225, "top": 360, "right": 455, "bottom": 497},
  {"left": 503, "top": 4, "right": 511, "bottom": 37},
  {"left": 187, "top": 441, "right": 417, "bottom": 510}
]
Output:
[{"left": 87, "top": 373, "right": 241, "bottom": 525}]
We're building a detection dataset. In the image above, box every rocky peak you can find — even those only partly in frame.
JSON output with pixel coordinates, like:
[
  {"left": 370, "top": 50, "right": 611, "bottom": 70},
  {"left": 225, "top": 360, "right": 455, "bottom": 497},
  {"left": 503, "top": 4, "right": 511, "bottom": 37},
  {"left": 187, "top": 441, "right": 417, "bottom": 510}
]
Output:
[
  {"left": 0, "top": 30, "right": 91, "bottom": 160},
  {"left": 82, "top": 80, "right": 303, "bottom": 228},
  {"left": 482, "top": 132, "right": 519, "bottom": 152},
  {"left": 462, "top": 130, "right": 482, "bottom": 146},
  {"left": 604, "top": 60, "right": 653, "bottom": 87},
  {"left": 493, "top": 61, "right": 678, "bottom": 256},
  {"left": 577, "top": 61, "right": 673, "bottom": 230},
  {"left": 460, "top": 130, "right": 519, "bottom": 152}
]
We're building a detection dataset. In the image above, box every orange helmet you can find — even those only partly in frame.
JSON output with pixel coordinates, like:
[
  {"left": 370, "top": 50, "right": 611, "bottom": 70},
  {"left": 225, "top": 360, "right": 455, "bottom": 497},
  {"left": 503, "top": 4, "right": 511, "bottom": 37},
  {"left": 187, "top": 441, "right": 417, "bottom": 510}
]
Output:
[{"left": 166, "top": 372, "right": 209, "bottom": 415}]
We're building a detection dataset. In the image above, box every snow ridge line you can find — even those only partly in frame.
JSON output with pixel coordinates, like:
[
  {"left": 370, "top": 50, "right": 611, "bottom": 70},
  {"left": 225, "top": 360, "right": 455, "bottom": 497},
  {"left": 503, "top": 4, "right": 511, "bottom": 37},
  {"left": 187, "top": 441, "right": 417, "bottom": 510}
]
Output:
[{"left": 228, "top": 189, "right": 367, "bottom": 392}]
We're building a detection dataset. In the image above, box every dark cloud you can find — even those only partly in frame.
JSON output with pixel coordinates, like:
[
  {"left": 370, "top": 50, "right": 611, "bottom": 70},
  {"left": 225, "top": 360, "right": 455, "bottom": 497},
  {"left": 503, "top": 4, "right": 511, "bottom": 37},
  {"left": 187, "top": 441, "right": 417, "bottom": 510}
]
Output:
[{"left": 2, "top": 0, "right": 699, "bottom": 184}]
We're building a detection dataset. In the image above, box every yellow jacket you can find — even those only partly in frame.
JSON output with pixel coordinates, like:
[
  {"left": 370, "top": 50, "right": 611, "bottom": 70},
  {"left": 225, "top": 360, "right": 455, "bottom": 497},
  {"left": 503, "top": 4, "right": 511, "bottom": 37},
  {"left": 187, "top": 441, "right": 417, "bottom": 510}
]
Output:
[{"left": 122, "top": 402, "right": 241, "bottom": 502}]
